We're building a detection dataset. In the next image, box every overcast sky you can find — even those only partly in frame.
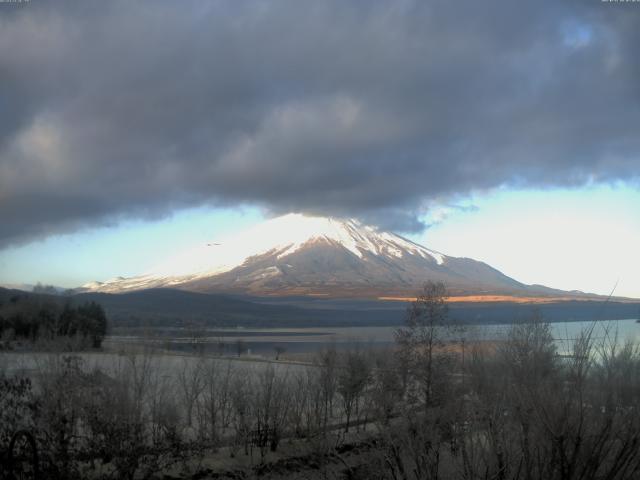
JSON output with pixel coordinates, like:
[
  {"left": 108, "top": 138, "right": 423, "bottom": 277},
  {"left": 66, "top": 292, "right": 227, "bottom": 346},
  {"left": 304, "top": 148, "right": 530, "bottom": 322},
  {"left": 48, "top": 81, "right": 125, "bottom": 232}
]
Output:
[{"left": 1, "top": 0, "right": 639, "bottom": 296}]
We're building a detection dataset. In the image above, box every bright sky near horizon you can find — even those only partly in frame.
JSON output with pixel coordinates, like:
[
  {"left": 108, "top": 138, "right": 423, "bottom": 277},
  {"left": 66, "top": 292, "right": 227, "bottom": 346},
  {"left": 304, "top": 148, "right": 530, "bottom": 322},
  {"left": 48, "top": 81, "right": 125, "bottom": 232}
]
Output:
[
  {"left": 418, "top": 185, "right": 640, "bottom": 299},
  {"left": 1, "top": 185, "right": 638, "bottom": 299}
]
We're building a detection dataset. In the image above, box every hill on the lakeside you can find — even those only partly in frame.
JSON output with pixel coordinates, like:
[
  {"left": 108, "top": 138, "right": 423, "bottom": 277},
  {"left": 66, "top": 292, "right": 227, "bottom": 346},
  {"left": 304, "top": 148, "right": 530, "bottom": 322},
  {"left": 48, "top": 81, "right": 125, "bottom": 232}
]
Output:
[{"left": 3, "top": 287, "right": 637, "bottom": 330}]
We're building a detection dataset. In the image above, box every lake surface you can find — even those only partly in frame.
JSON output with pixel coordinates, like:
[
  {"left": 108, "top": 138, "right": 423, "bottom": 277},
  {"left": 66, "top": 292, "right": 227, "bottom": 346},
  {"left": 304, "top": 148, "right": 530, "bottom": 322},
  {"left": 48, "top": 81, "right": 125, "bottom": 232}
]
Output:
[
  {"left": 105, "top": 319, "right": 640, "bottom": 356},
  {"left": 1, "top": 320, "right": 637, "bottom": 377}
]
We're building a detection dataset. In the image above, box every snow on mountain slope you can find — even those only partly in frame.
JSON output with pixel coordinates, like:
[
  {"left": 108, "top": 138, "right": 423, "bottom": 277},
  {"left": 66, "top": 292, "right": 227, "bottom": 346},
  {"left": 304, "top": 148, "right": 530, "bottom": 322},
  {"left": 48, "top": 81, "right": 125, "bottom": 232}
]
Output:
[
  {"left": 81, "top": 213, "right": 527, "bottom": 296},
  {"left": 154, "top": 214, "right": 445, "bottom": 273}
]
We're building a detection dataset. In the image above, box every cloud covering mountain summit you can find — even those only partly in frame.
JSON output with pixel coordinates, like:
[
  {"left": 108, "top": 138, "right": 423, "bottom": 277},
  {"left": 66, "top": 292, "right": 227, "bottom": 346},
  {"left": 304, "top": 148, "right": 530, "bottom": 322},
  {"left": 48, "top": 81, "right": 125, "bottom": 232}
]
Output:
[{"left": 1, "top": 0, "right": 639, "bottom": 246}]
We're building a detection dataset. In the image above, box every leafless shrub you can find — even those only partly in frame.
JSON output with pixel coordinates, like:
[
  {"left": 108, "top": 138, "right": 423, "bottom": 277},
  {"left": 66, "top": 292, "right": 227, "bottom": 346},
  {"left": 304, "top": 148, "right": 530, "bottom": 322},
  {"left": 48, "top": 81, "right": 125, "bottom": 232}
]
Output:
[
  {"left": 338, "top": 348, "right": 372, "bottom": 432},
  {"left": 196, "top": 358, "right": 235, "bottom": 446}
]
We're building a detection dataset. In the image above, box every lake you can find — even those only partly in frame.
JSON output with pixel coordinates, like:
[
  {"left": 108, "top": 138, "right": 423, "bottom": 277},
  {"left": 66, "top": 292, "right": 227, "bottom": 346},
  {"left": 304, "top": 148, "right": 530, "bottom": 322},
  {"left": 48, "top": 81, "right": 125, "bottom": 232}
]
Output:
[{"left": 104, "top": 318, "right": 640, "bottom": 356}]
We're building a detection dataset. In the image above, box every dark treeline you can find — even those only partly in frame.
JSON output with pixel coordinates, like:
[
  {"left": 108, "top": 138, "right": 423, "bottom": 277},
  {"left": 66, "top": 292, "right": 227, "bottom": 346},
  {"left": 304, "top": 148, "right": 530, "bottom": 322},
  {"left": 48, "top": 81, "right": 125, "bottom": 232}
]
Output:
[
  {"left": 71, "top": 288, "right": 640, "bottom": 329},
  {"left": 0, "top": 292, "right": 107, "bottom": 348},
  {"left": 2, "top": 282, "right": 640, "bottom": 479}
]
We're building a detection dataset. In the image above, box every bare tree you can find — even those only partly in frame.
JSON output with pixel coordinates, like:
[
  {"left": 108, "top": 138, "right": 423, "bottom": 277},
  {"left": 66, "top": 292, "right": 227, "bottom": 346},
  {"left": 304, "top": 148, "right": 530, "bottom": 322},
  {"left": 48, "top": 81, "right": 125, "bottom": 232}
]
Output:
[
  {"left": 338, "top": 348, "right": 371, "bottom": 432},
  {"left": 229, "top": 369, "right": 252, "bottom": 457},
  {"left": 251, "top": 364, "right": 290, "bottom": 458},
  {"left": 395, "top": 281, "right": 457, "bottom": 409},
  {"left": 459, "top": 313, "right": 640, "bottom": 480},
  {"left": 370, "top": 350, "right": 404, "bottom": 425},
  {"left": 274, "top": 345, "right": 286, "bottom": 361},
  {"left": 316, "top": 345, "right": 339, "bottom": 435},
  {"left": 287, "top": 370, "right": 311, "bottom": 438},
  {"left": 178, "top": 357, "right": 205, "bottom": 430},
  {"left": 235, "top": 339, "right": 247, "bottom": 357},
  {"left": 196, "top": 359, "right": 234, "bottom": 446}
]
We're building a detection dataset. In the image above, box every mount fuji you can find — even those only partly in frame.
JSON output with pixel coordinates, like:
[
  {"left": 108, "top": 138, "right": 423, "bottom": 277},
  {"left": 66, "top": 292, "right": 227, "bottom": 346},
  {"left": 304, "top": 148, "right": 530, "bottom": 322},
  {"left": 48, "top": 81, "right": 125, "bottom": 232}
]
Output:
[{"left": 79, "top": 214, "right": 554, "bottom": 298}]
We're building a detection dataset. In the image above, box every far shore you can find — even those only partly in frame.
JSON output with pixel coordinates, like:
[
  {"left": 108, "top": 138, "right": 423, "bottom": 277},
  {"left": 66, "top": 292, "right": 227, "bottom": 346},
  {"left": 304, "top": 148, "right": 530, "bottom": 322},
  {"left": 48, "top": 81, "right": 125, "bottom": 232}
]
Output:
[{"left": 378, "top": 294, "right": 640, "bottom": 304}]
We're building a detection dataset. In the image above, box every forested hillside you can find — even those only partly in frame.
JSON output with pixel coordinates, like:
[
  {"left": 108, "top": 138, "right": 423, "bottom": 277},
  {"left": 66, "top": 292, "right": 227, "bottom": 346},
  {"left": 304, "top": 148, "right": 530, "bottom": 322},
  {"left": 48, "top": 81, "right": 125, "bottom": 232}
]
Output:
[{"left": 0, "top": 288, "right": 107, "bottom": 348}]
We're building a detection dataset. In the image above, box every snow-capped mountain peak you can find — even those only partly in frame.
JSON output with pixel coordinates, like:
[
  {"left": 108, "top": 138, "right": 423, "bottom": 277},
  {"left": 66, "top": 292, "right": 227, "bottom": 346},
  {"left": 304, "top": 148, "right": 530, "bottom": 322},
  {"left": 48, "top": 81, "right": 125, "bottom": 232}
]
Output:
[
  {"left": 147, "top": 214, "right": 444, "bottom": 278},
  {"left": 80, "top": 213, "right": 524, "bottom": 296},
  {"left": 256, "top": 214, "right": 445, "bottom": 263}
]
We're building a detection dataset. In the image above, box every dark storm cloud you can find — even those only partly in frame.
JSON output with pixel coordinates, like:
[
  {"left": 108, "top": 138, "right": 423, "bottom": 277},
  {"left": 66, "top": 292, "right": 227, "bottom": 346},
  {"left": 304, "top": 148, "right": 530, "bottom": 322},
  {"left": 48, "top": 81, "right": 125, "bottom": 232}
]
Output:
[{"left": 1, "top": 0, "right": 639, "bottom": 245}]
